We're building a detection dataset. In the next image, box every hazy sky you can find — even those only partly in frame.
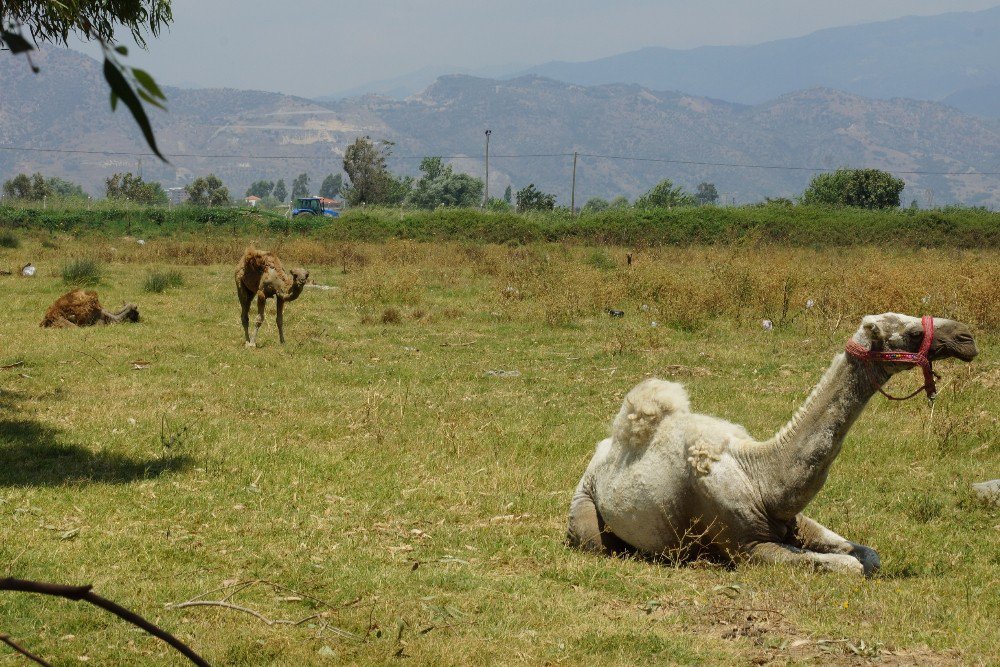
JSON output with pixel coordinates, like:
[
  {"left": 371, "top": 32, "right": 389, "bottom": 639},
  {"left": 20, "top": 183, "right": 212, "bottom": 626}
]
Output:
[{"left": 72, "top": 0, "right": 1000, "bottom": 98}]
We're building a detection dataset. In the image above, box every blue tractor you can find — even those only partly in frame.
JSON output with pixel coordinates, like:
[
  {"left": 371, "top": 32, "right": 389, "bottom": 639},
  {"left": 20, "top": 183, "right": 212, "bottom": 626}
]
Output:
[{"left": 292, "top": 196, "right": 341, "bottom": 218}]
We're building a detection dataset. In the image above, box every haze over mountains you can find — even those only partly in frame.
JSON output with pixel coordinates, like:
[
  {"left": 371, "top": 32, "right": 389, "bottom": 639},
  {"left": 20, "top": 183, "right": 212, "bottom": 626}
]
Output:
[
  {"left": 2, "top": 7, "right": 1000, "bottom": 207},
  {"left": 325, "top": 6, "right": 1000, "bottom": 119}
]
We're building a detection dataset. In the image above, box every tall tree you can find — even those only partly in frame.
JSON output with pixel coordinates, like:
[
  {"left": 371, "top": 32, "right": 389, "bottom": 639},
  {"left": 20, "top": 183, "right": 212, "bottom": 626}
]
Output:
[
  {"left": 105, "top": 172, "right": 166, "bottom": 204},
  {"left": 2, "top": 172, "right": 52, "bottom": 200},
  {"left": 695, "top": 182, "right": 719, "bottom": 205},
  {"left": 319, "top": 173, "right": 343, "bottom": 198},
  {"left": 1, "top": 1, "right": 173, "bottom": 160},
  {"left": 342, "top": 136, "right": 400, "bottom": 206},
  {"left": 503, "top": 184, "right": 512, "bottom": 204},
  {"left": 291, "top": 173, "right": 310, "bottom": 199},
  {"left": 407, "top": 157, "right": 484, "bottom": 209},
  {"left": 185, "top": 174, "right": 229, "bottom": 207},
  {"left": 245, "top": 180, "right": 275, "bottom": 199},
  {"left": 801, "top": 168, "right": 904, "bottom": 209},
  {"left": 273, "top": 179, "right": 288, "bottom": 203}
]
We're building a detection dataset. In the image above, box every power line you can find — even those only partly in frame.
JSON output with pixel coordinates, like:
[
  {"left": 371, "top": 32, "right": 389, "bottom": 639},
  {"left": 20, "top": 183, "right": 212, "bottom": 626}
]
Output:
[{"left": 0, "top": 143, "right": 998, "bottom": 176}]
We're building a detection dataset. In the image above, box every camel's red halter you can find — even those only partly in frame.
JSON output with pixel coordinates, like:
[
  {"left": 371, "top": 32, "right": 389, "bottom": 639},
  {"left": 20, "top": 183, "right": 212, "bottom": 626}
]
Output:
[{"left": 845, "top": 315, "right": 939, "bottom": 401}]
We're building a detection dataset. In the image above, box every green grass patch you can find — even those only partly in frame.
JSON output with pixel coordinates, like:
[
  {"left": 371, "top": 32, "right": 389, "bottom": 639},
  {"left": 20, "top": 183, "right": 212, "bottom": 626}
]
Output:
[
  {"left": 142, "top": 269, "right": 185, "bottom": 293},
  {"left": 60, "top": 258, "right": 102, "bottom": 286},
  {"left": 0, "top": 229, "right": 20, "bottom": 248}
]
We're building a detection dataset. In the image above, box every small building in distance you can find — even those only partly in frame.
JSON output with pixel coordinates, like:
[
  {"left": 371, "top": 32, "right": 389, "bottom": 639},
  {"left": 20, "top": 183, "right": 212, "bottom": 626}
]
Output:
[
  {"left": 244, "top": 195, "right": 261, "bottom": 207},
  {"left": 166, "top": 187, "right": 188, "bottom": 206}
]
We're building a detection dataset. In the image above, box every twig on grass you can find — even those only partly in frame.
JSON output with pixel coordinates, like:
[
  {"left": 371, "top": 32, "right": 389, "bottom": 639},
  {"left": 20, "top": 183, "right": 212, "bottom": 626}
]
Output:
[
  {"left": 0, "top": 361, "right": 24, "bottom": 370},
  {"left": 0, "top": 632, "right": 52, "bottom": 667},
  {"left": 0, "top": 577, "right": 208, "bottom": 666},
  {"left": 71, "top": 348, "right": 106, "bottom": 368},
  {"left": 168, "top": 600, "right": 282, "bottom": 625}
]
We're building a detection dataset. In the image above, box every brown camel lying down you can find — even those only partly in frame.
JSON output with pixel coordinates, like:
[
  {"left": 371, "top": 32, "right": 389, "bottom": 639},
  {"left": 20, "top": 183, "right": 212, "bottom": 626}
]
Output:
[
  {"left": 40, "top": 289, "right": 140, "bottom": 328},
  {"left": 235, "top": 247, "right": 309, "bottom": 347}
]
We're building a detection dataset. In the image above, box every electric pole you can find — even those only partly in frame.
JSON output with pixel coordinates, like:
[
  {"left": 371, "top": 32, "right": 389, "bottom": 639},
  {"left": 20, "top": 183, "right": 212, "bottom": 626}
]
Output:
[
  {"left": 570, "top": 151, "right": 578, "bottom": 216},
  {"left": 483, "top": 129, "right": 492, "bottom": 208}
]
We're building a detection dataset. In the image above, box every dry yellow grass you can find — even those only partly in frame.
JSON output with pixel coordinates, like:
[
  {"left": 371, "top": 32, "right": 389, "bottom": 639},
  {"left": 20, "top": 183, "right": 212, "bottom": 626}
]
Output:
[{"left": 0, "top": 234, "right": 997, "bottom": 665}]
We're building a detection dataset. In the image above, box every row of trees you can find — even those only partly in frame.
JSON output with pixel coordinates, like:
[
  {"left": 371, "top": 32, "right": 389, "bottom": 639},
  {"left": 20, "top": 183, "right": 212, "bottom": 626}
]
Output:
[
  {"left": 0, "top": 164, "right": 908, "bottom": 211},
  {"left": 2, "top": 173, "right": 88, "bottom": 200},
  {"left": 245, "top": 173, "right": 344, "bottom": 203}
]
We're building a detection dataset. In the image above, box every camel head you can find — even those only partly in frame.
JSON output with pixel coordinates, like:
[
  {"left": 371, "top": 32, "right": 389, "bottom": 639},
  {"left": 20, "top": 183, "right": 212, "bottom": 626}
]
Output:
[
  {"left": 287, "top": 267, "right": 309, "bottom": 300},
  {"left": 855, "top": 313, "right": 978, "bottom": 364},
  {"left": 121, "top": 303, "right": 140, "bottom": 323}
]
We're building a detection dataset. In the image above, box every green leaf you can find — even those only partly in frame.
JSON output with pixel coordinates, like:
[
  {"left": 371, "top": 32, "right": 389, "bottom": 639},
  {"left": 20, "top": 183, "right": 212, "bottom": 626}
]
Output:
[
  {"left": 132, "top": 68, "right": 166, "bottom": 101},
  {"left": 115, "top": 45, "right": 128, "bottom": 55},
  {"left": 110, "top": 91, "right": 119, "bottom": 111},
  {"left": 137, "top": 88, "right": 166, "bottom": 110},
  {"left": 1, "top": 29, "right": 34, "bottom": 54},
  {"left": 102, "top": 56, "right": 167, "bottom": 162}
]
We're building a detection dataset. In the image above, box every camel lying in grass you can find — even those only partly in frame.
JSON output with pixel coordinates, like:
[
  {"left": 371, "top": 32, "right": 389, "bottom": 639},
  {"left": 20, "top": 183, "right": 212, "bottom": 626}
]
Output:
[
  {"left": 568, "top": 313, "right": 978, "bottom": 577},
  {"left": 40, "top": 289, "right": 139, "bottom": 328}
]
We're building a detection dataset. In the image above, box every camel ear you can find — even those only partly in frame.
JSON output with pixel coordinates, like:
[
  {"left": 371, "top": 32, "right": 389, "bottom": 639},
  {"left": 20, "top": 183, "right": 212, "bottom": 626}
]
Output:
[{"left": 862, "top": 319, "right": 885, "bottom": 344}]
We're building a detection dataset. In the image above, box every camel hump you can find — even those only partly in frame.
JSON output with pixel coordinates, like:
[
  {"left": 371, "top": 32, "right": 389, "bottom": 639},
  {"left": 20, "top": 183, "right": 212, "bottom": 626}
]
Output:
[
  {"left": 241, "top": 247, "right": 271, "bottom": 274},
  {"left": 612, "top": 378, "right": 690, "bottom": 449}
]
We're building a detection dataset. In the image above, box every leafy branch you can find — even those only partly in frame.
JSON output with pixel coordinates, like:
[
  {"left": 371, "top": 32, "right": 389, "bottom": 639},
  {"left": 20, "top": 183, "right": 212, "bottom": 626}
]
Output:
[{"left": 1, "top": 2, "right": 171, "bottom": 161}]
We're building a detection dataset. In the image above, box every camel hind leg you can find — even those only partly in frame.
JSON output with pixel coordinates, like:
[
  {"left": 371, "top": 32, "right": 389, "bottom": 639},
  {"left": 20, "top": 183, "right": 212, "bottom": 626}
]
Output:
[
  {"left": 276, "top": 297, "right": 285, "bottom": 344},
  {"left": 566, "top": 478, "right": 633, "bottom": 556},
  {"left": 237, "top": 285, "right": 253, "bottom": 345},
  {"left": 249, "top": 293, "right": 266, "bottom": 347}
]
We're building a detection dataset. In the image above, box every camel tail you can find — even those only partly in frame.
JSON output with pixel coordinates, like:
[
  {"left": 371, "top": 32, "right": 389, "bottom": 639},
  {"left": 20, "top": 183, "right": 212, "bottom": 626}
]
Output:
[
  {"left": 241, "top": 247, "right": 269, "bottom": 274},
  {"left": 612, "top": 378, "right": 690, "bottom": 449}
]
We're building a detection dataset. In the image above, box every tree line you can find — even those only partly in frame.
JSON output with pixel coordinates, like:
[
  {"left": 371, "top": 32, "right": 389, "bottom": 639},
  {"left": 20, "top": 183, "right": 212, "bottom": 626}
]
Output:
[{"left": 1, "top": 136, "right": 907, "bottom": 212}]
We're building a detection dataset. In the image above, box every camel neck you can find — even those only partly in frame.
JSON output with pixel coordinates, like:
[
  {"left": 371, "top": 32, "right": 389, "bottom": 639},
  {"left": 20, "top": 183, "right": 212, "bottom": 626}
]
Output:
[{"left": 749, "top": 352, "right": 883, "bottom": 521}]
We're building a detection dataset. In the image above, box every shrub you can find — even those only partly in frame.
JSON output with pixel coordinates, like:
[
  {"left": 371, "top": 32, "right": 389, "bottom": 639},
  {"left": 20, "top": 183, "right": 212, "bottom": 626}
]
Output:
[
  {"left": 61, "top": 258, "right": 102, "bottom": 286},
  {"left": 801, "top": 168, "right": 905, "bottom": 209},
  {"left": 143, "top": 269, "right": 184, "bottom": 293},
  {"left": 586, "top": 248, "right": 616, "bottom": 271},
  {"left": 0, "top": 230, "right": 20, "bottom": 248}
]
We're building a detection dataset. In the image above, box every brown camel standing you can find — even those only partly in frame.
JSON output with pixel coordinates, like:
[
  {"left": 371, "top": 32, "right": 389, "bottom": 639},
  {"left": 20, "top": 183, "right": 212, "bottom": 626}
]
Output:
[
  {"left": 40, "top": 289, "right": 140, "bottom": 328},
  {"left": 235, "top": 247, "right": 309, "bottom": 347}
]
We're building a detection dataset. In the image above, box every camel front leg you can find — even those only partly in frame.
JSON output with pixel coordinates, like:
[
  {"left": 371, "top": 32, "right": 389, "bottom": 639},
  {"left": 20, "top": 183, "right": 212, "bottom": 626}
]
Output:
[
  {"left": 249, "top": 294, "right": 266, "bottom": 348},
  {"left": 276, "top": 297, "right": 285, "bottom": 344},
  {"left": 238, "top": 286, "right": 252, "bottom": 345},
  {"left": 747, "top": 541, "right": 865, "bottom": 576},
  {"left": 792, "top": 514, "right": 880, "bottom": 577},
  {"left": 566, "top": 478, "right": 633, "bottom": 556}
]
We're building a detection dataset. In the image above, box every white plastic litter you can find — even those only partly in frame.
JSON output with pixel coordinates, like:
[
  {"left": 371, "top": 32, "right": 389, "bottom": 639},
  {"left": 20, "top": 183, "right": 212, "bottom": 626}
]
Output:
[
  {"left": 21, "top": 263, "right": 35, "bottom": 277},
  {"left": 762, "top": 319, "right": 774, "bottom": 331}
]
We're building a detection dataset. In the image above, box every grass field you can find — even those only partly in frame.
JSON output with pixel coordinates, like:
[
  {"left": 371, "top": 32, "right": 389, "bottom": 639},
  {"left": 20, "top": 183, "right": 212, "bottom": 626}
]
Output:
[{"left": 1, "top": 232, "right": 998, "bottom": 665}]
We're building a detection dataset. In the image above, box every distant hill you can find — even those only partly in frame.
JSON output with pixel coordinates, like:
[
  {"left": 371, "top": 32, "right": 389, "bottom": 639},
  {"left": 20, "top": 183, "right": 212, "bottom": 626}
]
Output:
[
  {"left": 524, "top": 7, "right": 1000, "bottom": 117},
  {"left": 3, "top": 48, "right": 1000, "bottom": 207}
]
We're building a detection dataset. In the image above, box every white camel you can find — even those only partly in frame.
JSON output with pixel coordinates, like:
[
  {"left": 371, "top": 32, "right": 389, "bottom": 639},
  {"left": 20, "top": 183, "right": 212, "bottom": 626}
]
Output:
[{"left": 567, "top": 313, "right": 978, "bottom": 576}]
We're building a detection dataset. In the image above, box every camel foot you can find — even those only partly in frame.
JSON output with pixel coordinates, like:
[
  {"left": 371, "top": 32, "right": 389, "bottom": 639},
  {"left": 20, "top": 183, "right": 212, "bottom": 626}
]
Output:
[
  {"left": 848, "top": 543, "right": 881, "bottom": 577},
  {"left": 245, "top": 341, "right": 256, "bottom": 349}
]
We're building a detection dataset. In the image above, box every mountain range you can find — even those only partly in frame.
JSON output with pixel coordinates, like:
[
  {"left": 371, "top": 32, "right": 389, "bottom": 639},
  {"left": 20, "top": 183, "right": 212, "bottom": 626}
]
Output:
[
  {"left": 324, "top": 6, "right": 1000, "bottom": 120},
  {"left": 2, "top": 26, "right": 1000, "bottom": 207}
]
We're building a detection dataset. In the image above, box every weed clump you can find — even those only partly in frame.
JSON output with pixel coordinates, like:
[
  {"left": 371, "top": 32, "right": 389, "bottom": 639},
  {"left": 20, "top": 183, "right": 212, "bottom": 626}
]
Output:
[
  {"left": 586, "top": 248, "right": 617, "bottom": 271},
  {"left": 143, "top": 269, "right": 184, "bottom": 293},
  {"left": 381, "top": 308, "right": 402, "bottom": 325},
  {"left": 0, "top": 230, "right": 20, "bottom": 248},
  {"left": 61, "top": 258, "right": 102, "bottom": 286}
]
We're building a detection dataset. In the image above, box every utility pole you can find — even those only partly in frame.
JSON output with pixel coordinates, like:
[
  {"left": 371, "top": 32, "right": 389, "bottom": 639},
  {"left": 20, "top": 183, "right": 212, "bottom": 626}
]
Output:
[
  {"left": 483, "top": 129, "right": 492, "bottom": 208},
  {"left": 570, "top": 151, "right": 578, "bottom": 216},
  {"left": 137, "top": 157, "right": 142, "bottom": 179}
]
